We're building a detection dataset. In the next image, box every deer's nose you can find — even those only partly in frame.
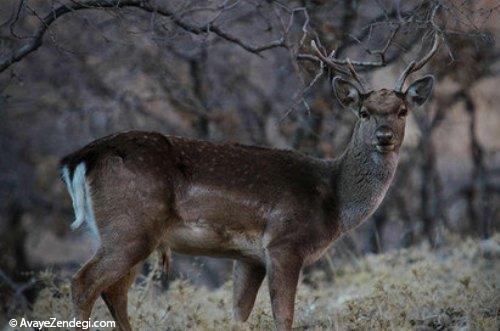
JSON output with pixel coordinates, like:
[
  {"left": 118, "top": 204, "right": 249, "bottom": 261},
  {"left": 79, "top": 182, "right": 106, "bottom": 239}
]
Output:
[{"left": 375, "top": 126, "right": 394, "bottom": 145}]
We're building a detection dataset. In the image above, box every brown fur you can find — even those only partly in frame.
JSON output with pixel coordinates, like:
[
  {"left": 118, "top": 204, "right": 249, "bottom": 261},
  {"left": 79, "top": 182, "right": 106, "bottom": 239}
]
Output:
[{"left": 60, "top": 77, "right": 434, "bottom": 330}]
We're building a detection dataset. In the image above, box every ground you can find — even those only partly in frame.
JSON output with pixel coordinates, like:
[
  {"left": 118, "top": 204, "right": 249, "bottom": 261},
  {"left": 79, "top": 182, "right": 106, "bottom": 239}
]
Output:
[{"left": 30, "top": 234, "right": 499, "bottom": 330}]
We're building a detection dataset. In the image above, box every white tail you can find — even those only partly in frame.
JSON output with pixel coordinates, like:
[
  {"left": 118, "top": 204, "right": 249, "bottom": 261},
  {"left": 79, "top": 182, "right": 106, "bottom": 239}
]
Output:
[{"left": 61, "top": 162, "right": 99, "bottom": 239}]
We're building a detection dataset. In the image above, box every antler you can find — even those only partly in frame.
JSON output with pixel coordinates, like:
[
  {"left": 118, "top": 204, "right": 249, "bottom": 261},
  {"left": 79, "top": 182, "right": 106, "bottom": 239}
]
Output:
[
  {"left": 394, "top": 32, "right": 441, "bottom": 92},
  {"left": 311, "top": 40, "right": 367, "bottom": 93},
  {"left": 310, "top": 40, "right": 349, "bottom": 75}
]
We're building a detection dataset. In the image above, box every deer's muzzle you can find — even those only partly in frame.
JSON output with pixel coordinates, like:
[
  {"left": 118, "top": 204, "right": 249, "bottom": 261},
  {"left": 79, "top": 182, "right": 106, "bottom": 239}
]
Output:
[{"left": 374, "top": 126, "right": 395, "bottom": 153}]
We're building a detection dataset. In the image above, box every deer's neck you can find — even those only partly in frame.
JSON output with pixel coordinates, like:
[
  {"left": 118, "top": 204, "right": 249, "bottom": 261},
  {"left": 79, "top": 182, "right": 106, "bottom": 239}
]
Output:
[{"left": 333, "top": 131, "right": 399, "bottom": 233}]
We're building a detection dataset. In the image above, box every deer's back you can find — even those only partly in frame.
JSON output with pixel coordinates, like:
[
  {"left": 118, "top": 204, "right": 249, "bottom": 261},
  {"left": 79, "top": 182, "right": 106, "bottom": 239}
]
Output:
[{"left": 62, "top": 131, "right": 328, "bottom": 198}]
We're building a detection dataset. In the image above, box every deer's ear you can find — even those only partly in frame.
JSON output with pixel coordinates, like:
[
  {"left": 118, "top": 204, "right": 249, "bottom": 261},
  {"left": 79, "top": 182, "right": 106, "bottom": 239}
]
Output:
[
  {"left": 405, "top": 75, "right": 435, "bottom": 107},
  {"left": 332, "top": 77, "right": 362, "bottom": 111}
]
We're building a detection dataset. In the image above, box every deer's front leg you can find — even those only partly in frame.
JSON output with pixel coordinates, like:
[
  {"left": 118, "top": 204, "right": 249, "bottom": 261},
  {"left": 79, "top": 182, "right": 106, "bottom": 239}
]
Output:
[
  {"left": 232, "top": 261, "right": 266, "bottom": 322},
  {"left": 266, "top": 247, "right": 303, "bottom": 331}
]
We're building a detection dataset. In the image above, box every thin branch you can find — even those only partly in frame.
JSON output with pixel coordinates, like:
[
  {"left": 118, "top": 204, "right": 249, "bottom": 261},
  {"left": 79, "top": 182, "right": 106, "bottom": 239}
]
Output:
[
  {"left": 336, "top": 0, "right": 433, "bottom": 55},
  {"left": 0, "top": 268, "right": 36, "bottom": 305},
  {"left": 9, "top": 0, "right": 28, "bottom": 39},
  {"left": 367, "top": 24, "right": 400, "bottom": 65},
  {"left": 0, "top": 0, "right": 292, "bottom": 74},
  {"left": 308, "top": 21, "right": 406, "bottom": 77}
]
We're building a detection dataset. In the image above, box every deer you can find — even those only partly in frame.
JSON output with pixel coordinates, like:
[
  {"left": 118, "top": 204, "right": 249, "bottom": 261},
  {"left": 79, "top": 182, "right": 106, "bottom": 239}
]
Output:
[{"left": 59, "top": 34, "right": 440, "bottom": 331}]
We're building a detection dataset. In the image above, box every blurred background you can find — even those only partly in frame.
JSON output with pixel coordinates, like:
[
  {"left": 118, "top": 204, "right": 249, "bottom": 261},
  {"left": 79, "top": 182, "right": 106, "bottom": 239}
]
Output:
[{"left": 0, "top": 0, "right": 498, "bottom": 323}]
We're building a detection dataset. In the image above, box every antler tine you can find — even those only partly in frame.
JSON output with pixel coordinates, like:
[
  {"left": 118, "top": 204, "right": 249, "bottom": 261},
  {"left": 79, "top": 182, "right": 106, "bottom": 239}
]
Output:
[
  {"left": 346, "top": 58, "right": 366, "bottom": 93},
  {"left": 311, "top": 40, "right": 350, "bottom": 76},
  {"left": 394, "top": 32, "right": 441, "bottom": 92},
  {"left": 311, "top": 40, "right": 366, "bottom": 92}
]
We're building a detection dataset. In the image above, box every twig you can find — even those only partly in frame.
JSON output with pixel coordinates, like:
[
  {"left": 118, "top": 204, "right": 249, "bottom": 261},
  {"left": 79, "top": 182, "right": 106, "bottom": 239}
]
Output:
[
  {"left": 0, "top": 268, "right": 36, "bottom": 304},
  {"left": 0, "top": 0, "right": 293, "bottom": 73}
]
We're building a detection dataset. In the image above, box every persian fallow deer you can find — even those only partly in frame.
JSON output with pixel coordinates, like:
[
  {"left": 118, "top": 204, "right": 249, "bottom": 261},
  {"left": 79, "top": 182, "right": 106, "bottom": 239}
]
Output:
[{"left": 60, "top": 34, "right": 440, "bottom": 331}]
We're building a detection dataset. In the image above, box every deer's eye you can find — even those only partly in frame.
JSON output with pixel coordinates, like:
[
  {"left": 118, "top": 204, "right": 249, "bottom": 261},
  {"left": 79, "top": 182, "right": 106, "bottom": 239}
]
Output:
[
  {"left": 398, "top": 108, "right": 408, "bottom": 118},
  {"left": 359, "top": 110, "right": 370, "bottom": 120}
]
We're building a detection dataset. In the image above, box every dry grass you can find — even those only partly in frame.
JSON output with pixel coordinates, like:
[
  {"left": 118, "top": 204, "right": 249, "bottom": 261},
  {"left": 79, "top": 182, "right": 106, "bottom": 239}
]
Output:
[{"left": 30, "top": 234, "right": 499, "bottom": 330}]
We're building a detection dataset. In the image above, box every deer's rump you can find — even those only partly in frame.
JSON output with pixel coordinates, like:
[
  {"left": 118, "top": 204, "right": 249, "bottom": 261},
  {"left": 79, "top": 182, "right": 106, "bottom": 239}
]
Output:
[{"left": 59, "top": 131, "right": 182, "bottom": 243}]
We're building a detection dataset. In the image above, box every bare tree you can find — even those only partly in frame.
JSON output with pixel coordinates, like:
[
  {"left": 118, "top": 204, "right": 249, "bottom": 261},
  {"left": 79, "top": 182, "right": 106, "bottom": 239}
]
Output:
[{"left": 0, "top": 1, "right": 498, "bottom": 315}]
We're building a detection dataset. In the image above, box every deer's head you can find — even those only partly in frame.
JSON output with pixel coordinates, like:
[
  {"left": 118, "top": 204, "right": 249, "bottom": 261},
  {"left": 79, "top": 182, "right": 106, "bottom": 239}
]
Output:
[
  {"left": 318, "top": 33, "right": 440, "bottom": 155},
  {"left": 332, "top": 74, "right": 434, "bottom": 154}
]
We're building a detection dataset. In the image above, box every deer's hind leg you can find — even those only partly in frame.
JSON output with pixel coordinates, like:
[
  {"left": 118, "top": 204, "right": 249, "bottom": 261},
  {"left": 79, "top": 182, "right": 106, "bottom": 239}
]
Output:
[
  {"left": 69, "top": 150, "right": 180, "bottom": 330},
  {"left": 71, "top": 159, "right": 174, "bottom": 329},
  {"left": 101, "top": 266, "right": 139, "bottom": 331},
  {"left": 71, "top": 232, "right": 158, "bottom": 327}
]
